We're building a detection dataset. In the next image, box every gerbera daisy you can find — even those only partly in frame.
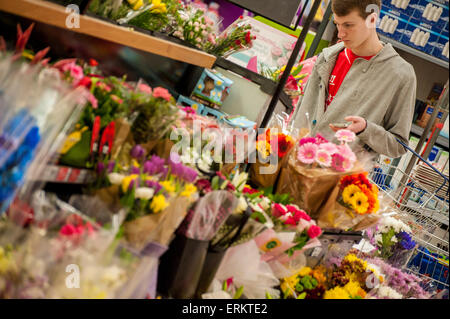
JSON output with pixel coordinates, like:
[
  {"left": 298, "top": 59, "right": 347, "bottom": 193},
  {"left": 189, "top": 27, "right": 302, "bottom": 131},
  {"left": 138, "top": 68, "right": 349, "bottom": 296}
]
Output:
[
  {"left": 272, "top": 134, "right": 294, "bottom": 158},
  {"left": 349, "top": 192, "right": 370, "bottom": 215},
  {"left": 297, "top": 143, "right": 318, "bottom": 164},
  {"left": 319, "top": 142, "right": 338, "bottom": 155},
  {"left": 315, "top": 150, "right": 332, "bottom": 167},
  {"left": 335, "top": 129, "right": 356, "bottom": 143},
  {"left": 342, "top": 184, "right": 362, "bottom": 204},
  {"left": 299, "top": 137, "right": 317, "bottom": 146}
]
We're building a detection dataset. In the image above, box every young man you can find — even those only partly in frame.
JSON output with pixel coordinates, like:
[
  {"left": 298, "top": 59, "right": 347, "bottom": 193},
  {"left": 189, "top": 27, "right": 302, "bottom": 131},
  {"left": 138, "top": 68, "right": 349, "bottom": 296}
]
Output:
[{"left": 293, "top": 0, "right": 416, "bottom": 158}]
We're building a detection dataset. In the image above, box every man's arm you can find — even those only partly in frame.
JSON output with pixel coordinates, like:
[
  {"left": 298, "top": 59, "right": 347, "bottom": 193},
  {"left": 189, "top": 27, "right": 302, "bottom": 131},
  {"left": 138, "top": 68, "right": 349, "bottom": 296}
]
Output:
[{"left": 357, "top": 70, "right": 417, "bottom": 158}]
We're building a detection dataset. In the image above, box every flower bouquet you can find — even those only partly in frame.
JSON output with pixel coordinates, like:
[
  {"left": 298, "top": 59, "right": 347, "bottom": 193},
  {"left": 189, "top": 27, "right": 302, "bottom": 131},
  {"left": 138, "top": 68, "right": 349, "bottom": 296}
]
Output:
[
  {"left": 204, "top": 16, "right": 255, "bottom": 57},
  {"left": 253, "top": 201, "right": 322, "bottom": 266},
  {"left": 279, "top": 266, "right": 327, "bottom": 299},
  {"left": 323, "top": 253, "right": 385, "bottom": 299},
  {"left": 250, "top": 116, "right": 297, "bottom": 188},
  {"left": 203, "top": 239, "right": 280, "bottom": 299},
  {"left": 276, "top": 129, "right": 365, "bottom": 218},
  {"left": 369, "top": 215, "right": 416, "bottom": 266},
  {"left": 316, "top": 172, "right": 381, "bottom": 231}
]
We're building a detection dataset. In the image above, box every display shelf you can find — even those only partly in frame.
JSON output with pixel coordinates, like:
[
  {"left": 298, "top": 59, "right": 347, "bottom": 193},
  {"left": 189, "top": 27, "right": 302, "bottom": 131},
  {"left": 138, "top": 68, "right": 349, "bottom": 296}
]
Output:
[
  {"left": 28, "top": 165, "right": 95, "bottom": 184},
  {"left": 379, "top": 35, "right": 449, "bottom": 69},
  {"left": 411, "top": 123, "right": 449, "bottom": 149},
  {"left": 214, "top": 57, "right": 294, "bottom": 112},
  {"left": 0, "top": 0, "right": 217, "bottom": 68}
]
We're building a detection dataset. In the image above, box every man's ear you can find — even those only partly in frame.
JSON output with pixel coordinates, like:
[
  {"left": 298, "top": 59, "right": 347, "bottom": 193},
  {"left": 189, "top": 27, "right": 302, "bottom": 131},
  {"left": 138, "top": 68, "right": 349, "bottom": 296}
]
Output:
[{"left": 365, "top": 12, "right": 378, "bottom": 29}]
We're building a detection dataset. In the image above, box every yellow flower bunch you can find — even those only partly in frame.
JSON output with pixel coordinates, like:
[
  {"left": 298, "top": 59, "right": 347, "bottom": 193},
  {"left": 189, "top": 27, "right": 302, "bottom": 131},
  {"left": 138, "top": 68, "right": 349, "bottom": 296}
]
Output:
[
  {"left": 340, "top": 174, "right": 380, "bottom": 215},
  {"left": 324, "top": 280, "right": 367, "bottom": 299},
  {"left": 0, "top": 247, "right": 17, "bottom": 275},
  {"left": 160, "top": 180, "right": 176, "bottom": 194},
  {"left": 180, "top": 183, "right": 197, "bottom": 197},
  {"left": 150, "top": 0, "right": 167, "bottom": 14},
  {"left": 121, "top": 174, "right": 139, "bottom": 193},
  {"left": 256, "top": 140, "right": 271, "bottom": 158},
  {"left": 127, "top": 0, "right": 144, "bottom": 10},
  {"left": 150, "top": 194, "right": 169, "bottom": 213}
]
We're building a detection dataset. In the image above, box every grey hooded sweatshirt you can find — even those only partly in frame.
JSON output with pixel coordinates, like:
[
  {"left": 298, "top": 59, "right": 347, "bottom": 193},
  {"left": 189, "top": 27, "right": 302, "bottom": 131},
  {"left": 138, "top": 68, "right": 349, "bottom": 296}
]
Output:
[{"left": 293, "top": 41, "right": 417, "bottom": 158}]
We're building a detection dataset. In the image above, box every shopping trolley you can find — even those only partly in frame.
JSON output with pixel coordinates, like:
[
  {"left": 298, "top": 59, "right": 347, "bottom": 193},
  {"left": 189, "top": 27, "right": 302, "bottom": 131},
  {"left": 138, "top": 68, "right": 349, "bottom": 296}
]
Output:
[{"left": 370, "top": 138, "right": 449, "bottom": 294}]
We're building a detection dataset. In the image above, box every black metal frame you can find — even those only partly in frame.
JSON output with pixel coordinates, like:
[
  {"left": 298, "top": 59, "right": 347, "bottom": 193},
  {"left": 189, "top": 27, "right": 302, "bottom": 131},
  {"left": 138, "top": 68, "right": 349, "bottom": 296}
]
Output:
[{"left": 260, "top": 0, "right": 322, "bottom": 128}]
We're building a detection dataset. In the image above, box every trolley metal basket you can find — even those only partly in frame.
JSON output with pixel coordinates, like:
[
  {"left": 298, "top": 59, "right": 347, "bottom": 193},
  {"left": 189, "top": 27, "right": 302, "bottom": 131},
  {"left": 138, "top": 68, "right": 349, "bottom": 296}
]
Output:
[{"left": 369, "top": 138, "right": 449, "bottom": 294}]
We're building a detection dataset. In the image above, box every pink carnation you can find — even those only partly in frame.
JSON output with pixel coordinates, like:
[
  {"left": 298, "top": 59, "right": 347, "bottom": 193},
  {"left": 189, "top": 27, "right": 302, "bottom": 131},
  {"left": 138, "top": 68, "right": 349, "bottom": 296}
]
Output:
[
  {"left": 138, "top": 83, "right": 152, "bottom": 94},
  {"left": 335, "top": 129, "right": 356, "bottom": 143},
  {"left": 272, "top": 203, "right": 287, "bottom": 217},
  {"left": 297, "top": 142, "right": 318, "bottom": 164},
  {"left": 153, "top": 87, "right": 172, "bottom": 102},
  {"left": 307, "top": 224, "right": 322, "bottom": 239},
  {"left": 88, "top": 93, "right": 98, "bottom": 109}
]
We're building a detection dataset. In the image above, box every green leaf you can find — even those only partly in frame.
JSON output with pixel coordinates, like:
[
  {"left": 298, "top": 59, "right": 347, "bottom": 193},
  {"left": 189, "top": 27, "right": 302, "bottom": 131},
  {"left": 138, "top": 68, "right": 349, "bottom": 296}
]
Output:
[
  {"left": 265, "top": 291, "right": 272, "bottom": 299},
  {"left": 296, "top": 292, "right": 307, "bottom": 299},
  {"left": 222, "top": 280, "right": 228, "bottom": 291},
  {"left": 250, "top": 212, "right": 267, "bottom": 223},
  {"left": 211, "top": 176, "right": 219, "bottom": 190},
  {"left": 233, "top": 286, "right": 244, "bottom": 299}
]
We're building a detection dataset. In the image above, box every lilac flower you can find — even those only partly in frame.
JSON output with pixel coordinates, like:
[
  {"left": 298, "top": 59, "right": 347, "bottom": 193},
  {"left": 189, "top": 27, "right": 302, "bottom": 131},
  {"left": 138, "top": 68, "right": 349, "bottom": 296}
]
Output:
[
  {"left": 131, "top": 144, "right": 145, "bottom": 159},
  {"left": 145, "top": 180, "right": 162, "bottom": 193}
]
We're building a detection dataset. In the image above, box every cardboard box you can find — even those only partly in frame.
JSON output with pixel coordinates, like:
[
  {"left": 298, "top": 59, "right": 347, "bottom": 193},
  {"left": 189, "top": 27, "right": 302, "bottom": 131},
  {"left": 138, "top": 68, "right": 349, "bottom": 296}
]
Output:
[
  {"left": 383, "top": 0, "right": 419, "bottom": 16},
  {"left": 378, "top": 9, "right": 410, "bottom": 41},
  {"left": 402, "top": 18, "right": 440, "bottom": 54},
  {"left": 412, "top": 0, "right": 449, "bottom": 30},
  {"left": 431, "top": 34, "right": 450, "bottom": 60}
]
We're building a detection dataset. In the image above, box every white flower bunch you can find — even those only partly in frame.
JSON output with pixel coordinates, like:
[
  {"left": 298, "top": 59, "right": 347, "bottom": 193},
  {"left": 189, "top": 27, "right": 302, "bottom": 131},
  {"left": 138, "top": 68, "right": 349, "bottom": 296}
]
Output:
[
  {"left": 377, "top": 285, "right": 403, "bottom": 299},
  {"left": 377, "top": 216, "right": 412, "bottom": 235}
]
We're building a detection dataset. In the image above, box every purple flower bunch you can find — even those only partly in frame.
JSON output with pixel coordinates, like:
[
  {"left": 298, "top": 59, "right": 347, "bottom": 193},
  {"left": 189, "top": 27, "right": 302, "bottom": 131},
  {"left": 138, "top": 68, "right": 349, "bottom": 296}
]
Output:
[
  {"left": 367, "top": 258, "right": 431, "bottom": 299},
  {"left": 145, "top": 180, "right": 163, "bottom": 194},
  {"left": 143, "top": 155, "right": 167, "bottom": 176},
  {"left": 397, "top": 231, "right": 416, "bottom": 250},
  {"left": 167, "top": 153, "right": 197, "bottom": 183}
]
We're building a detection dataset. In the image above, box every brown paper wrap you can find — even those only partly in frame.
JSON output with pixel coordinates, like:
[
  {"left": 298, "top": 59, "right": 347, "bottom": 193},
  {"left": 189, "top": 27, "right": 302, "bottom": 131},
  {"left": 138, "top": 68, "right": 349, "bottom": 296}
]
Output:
[
  {"left": 249, "top": 151, "right": 291, "bottom": 188},
  {"left": 123, "top": 196, "right": 191, "bottom": 249},
  {"left": 111, "top": 118, "right": 132, "bottom": 160},
  {"left": 153, "top": 139, "right": 175, "bottom": 160},
  {"left": 276, "top": 155, "right": 365, "bottom": 218},
  {"left": 316, "top": 185, "right": 381, "bottom": 231}
]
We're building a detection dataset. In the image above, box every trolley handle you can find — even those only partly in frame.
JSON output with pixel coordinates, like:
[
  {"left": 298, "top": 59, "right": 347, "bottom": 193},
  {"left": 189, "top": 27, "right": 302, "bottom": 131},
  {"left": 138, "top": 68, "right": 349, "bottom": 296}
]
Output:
[{"left": 396, "top": 138, "right": 449, "bottom": 184}]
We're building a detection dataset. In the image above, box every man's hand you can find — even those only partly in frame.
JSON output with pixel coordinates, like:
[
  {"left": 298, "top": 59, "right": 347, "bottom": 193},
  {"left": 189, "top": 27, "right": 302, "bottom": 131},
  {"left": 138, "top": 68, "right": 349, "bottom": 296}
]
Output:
[{"left": 329, "top": 116, "right": 367, "bottom": 134}]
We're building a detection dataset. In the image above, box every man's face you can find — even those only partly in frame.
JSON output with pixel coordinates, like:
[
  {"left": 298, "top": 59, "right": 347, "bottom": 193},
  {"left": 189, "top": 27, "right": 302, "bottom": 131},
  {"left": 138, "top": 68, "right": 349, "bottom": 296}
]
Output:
[{"left": 333, "top": 9, "right": 374, "bottom": 51}]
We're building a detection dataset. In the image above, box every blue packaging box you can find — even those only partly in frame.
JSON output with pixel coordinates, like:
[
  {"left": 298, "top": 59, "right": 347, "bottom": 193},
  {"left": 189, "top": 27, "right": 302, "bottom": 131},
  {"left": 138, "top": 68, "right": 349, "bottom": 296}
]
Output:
[
  {"left": 412, "top": 0, "right": 449, "bottom": 29},
  {"left": 378, "top": 9, "right": 410, "bottom": 41},
  {"left": 402, "top": 18, "right": 440, "bottom": 54},
  {"left": 432, "top": 33, "right": 450, "bottom": 60},
  {"left": 382, "top": 0, "right": 419, "bottom": 16}
]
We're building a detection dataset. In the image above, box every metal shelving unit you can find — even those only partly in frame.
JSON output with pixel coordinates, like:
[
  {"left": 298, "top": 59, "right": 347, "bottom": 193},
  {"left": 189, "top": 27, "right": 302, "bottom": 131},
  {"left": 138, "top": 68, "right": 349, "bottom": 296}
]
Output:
[
  {"left": 379, "top": 34, "right": 449, "bottom": 69},
  {"left": 411, "top": 123, "right": 449, "bottom": 149}
]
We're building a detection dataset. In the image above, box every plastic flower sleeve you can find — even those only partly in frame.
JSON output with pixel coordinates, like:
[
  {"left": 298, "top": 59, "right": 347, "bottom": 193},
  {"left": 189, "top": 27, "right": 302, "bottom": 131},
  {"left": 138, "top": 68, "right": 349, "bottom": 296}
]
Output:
[
  {"left": 179, "top": 190, "right": 238, "bottom": 241},
  {"left": 0, "top": 58, "right": 86, "bottom": 214},
  {"left": 212, "top": 239, "right": 280, "bottom": 299}
]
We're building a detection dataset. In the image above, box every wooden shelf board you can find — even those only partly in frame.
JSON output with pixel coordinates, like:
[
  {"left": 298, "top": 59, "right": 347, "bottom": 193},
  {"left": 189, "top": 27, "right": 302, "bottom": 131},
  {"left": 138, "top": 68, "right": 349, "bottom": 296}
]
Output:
[{"left": 0, "top": 0, "right": 216, "bottom": 68}]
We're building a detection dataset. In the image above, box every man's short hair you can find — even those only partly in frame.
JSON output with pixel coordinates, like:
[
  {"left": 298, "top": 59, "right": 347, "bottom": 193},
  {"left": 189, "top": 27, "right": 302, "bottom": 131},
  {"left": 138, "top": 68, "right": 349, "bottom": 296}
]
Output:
[{"left": 331, "top": 0, "right": 381, "bottom": 19}]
